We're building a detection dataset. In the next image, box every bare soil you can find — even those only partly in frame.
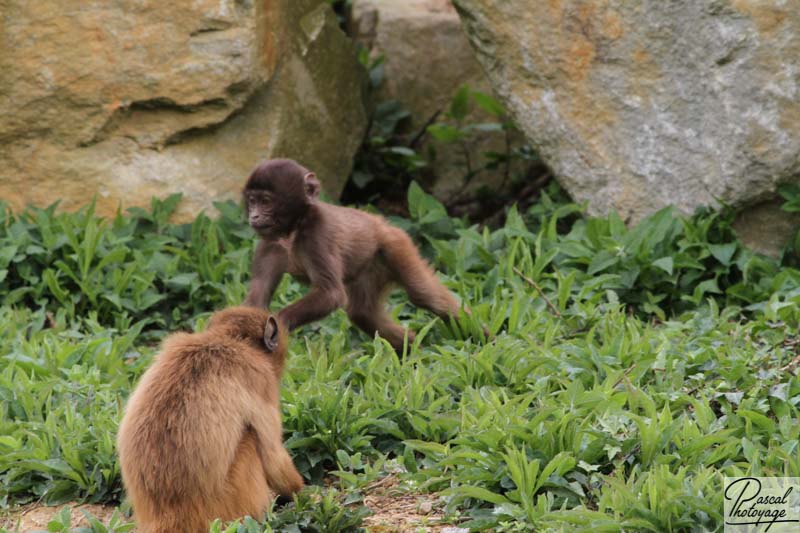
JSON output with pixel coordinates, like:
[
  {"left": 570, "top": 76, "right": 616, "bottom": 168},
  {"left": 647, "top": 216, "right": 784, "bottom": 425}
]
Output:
[
  {"left": 0, "top": 502, "right": 121, "bottom": 532},
  {"left": 0, "top": 479, "right": 467, "bottom": 532},
  {"left": 362, "top": 475, "right": 464, "bottom": 532}
]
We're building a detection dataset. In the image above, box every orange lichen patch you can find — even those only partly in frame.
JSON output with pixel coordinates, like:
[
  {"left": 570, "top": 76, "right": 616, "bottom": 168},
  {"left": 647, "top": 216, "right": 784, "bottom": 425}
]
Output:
[
  {"left": 576, "top": 2, "right": 597, "bottom": 26},
  {"left": 547, "top": 0, "right": 563, "bottom": 19},
  {"left": 778, "top": 101, "right": 800, "bottom": 136},
  {"left": 628, "top": 46, "right": 663, "bottom": 101},
  {"left": 751, "top": 9, "right": 786, "bottom": 34},
  {"left": 565, "top": 37, "right": 597, "bottom": 81},
  {"left": 552, "top": 85, "right": 619, "bottom": 172},
  {"left": 602, "top": 10, "right": 624, "bottom": 40},
  {"left": 258, "top": 0, "right": 279, "bottom": 76},
  {"left": 614, "top": 181, "right": 645, "bottom": 222},
  {"left": 79, "top": 13, "right": 122, "bottom": 69},
  {"left": 556, "top": 2, "right": 624, "bottom": 81},
  {"left": 632, "top": 48, "right": 650, "bottom": 64},
  {"left": 731, "top": 1, "right": 787, "bottom": 34},
  {"left": 559, "top": 83, "right": 617, "bottom": 129}
]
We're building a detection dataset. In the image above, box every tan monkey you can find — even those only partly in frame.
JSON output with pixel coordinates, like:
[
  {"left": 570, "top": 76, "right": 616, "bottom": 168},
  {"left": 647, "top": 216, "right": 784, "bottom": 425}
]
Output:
[{"left": 117, "top": 306, "right": 303, "bottom": 533}]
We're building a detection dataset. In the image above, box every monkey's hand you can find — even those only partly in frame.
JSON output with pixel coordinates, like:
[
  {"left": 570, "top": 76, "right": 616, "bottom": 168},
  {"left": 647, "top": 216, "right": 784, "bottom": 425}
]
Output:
[
  {"left": 269, "top": 454, "right": 304, "bottom": 498},
  {"left": 283, "top": 468, "right": 305, "bottom": 497}
]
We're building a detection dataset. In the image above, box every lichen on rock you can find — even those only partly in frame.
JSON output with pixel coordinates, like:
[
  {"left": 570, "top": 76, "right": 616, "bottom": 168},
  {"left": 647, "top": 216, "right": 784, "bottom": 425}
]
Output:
[{"left": 453, "top": 0, "right": 800, "bottom": 227}]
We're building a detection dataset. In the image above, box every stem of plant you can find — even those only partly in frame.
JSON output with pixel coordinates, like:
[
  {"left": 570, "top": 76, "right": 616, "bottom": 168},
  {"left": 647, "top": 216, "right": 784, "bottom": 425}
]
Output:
[{"left": 513, "top": 266, "right": 562, "bottom": 318}]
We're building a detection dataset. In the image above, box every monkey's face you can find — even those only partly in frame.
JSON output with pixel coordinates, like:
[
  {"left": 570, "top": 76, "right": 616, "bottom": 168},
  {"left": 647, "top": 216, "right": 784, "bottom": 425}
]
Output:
[
  {"left": 244, "top": 189, "right": 283, "bottom": 238},
  {"left": 243, "top": 159, "right": 321, "bottom": 238}
]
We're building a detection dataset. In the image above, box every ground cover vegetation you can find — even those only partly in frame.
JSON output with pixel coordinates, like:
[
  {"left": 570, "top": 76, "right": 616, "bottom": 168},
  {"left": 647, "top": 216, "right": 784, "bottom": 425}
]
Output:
[{"left": 1, "top": 178, "right": 800, "bottom": 532}]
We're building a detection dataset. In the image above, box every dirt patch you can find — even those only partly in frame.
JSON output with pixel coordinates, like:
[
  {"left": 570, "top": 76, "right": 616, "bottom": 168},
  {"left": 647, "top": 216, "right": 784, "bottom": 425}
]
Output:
[
  {"left": 0, "top": 502, "right": 123, "bottom": 532},
  {"left": 0, "top": 481, "right": 466, "bottom": 533},
  {"left": 362, "top": 476, "right": 466, "bottom": 533}
]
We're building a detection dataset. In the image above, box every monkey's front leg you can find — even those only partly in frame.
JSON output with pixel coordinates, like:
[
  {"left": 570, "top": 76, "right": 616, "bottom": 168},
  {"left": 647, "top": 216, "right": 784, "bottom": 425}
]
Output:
[
  {"left": 278, "top": 284, "right": 347, "bottom": 331},
  {"left": 245, "top": 241, "right": 288, "bottom": 308},
  {"left": 277, "top": 248, "right": 347, "bottom": 330}
]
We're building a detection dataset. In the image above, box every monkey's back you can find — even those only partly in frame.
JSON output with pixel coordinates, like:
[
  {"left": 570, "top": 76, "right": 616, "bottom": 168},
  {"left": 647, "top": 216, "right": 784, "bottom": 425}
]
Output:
[
  {"left": 316, "top": 203, "right": 398, "bottom": 278},
  {"left": 117, "top": 333, "right": 273, "bottom": 509}
]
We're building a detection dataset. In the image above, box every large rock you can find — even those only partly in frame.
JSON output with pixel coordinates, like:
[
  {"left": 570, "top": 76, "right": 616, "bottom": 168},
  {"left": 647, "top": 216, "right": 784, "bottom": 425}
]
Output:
[
  {"left": 453, "top": 0, "right": 800, "bottom": 223},
  {"left": 0, "top": 0, "right": 367, "bottom": 220},
  {"left": 351, "top": 0, "right": 481, "bottom": 130},
  {"left": 732, "top": 198, "right": 800, "bottom": 258},
  {"left": 349, "top": 0, "right": 527, "bottom": 200}
]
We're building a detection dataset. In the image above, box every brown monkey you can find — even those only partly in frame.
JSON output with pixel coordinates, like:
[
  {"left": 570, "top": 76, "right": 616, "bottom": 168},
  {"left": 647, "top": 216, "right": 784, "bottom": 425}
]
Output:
[
  {"left": 242, "top": 158, "right": 465, "bottom": 351},
  {"left": 117, "top": 306, "right": 303, "bottom": 533}
]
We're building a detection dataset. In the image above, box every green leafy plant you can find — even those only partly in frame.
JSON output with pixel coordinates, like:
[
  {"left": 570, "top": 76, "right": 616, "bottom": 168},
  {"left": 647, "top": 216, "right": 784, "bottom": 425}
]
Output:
[
  {"left": 0, "top": 196, "right": 252, "bottom": 335},
  {"left": 425, "top": 84, "right": 526, "bottom": 197},
  {"left": 777, "top": 183, "right": 800, "bottom": 264},
  {"left": 343, "top": 75, "right": 539, "bottom": 223},
  {"left": 209, "top": 486, "right": 370, "bottom": 533},
  {"left": 2, "top": 191, "right": 800, "bottom": 532}
]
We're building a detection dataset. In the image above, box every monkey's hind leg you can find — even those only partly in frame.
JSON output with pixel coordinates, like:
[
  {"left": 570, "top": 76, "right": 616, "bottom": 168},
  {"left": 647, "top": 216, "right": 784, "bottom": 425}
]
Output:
[
  {"left": 346, "top": 274, "right": 415, "bottom": 352},
  {"left": 349, "top": 306, "right": 415, "bottom": 352}
]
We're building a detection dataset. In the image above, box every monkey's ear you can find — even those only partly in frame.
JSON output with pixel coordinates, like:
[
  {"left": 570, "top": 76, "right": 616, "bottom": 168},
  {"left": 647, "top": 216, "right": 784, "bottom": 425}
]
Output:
[
  {"left": 264, "top": 316, "right": 280, "bottom": 353},
  {"left": 303, "top": 172, "right": 320, "bottom": 199}
]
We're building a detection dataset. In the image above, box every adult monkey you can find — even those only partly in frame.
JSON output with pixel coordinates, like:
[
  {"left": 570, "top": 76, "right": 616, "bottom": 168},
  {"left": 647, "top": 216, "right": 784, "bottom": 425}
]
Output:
[
  {"left": 242, "top": 158, "right": 466, "bottom": 351},
  {"left": 117, "top": 307, "right": 303, "bottom": 533}
]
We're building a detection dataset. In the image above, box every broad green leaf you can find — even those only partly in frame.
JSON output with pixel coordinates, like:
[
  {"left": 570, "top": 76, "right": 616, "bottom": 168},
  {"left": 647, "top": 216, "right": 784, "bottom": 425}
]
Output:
[
  {"left": 652, "top": 256, "right": 674, "bottom": 275},
  {"left": 449, "top": 84, "right": 471, "bottom": 120},
  {"left": 471, "top": 90, "right": 506, "bottom": 117}
]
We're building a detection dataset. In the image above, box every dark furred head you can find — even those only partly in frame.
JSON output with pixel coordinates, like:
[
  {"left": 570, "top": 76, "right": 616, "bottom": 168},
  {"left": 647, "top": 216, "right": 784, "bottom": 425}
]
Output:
[
  {"left": 243, "top": 159, "right": 321, "bottom": 238},
  {"left": 206, "top": 306, "right": 286, "bottom": 356}
]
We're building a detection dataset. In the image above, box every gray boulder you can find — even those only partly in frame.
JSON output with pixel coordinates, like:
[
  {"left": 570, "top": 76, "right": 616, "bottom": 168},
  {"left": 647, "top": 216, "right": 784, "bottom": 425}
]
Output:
[{"left": 453, "top": 0, "right": 800, "bottom": 225}]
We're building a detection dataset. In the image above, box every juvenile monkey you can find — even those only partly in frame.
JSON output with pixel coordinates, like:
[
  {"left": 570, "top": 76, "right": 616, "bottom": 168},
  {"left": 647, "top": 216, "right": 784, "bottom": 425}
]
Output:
[
  {"left": 117, "top": 306, "right": 303, "bottom": 533},
  {"left": 242, "top": 158, "right": 466, "bottom": 351}
]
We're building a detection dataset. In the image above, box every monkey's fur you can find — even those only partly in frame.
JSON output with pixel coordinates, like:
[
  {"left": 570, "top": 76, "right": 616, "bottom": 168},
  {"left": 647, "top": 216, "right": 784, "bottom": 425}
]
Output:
[
  {"left": 243, "top": 158, "right": 465, "bottom": 351},
  {"left": 117, "top": 307, "right": 303, "bottom": 533}
]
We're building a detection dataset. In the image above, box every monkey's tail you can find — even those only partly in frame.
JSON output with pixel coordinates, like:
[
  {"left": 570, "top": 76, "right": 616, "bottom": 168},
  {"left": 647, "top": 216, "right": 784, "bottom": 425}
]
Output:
[
  {"left": 380, "top": 227, "right": 460, "bottom": 316},
  {"left": 380, "top": 227, "right": 432, "bottom": 275}
]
